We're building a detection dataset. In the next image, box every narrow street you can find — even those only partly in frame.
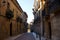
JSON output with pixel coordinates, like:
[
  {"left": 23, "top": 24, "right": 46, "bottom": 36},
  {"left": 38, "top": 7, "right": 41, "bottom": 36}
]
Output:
[
  {"left": 5, "top": 32, "right": 40, "bottom": 40},
  {"left": 0, "top": 0, "right": 60, "bottom": 40},
  {"left": 15, "top": 33, "right": 35, "bottom": 40},
  {"left": 5, "top": 32, "right": 46, "bottom": 40}
]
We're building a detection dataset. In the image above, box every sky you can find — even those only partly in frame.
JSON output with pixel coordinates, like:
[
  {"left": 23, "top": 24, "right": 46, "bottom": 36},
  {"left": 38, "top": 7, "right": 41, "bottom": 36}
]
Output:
[{"left": 17, "top": 0, "right": 34, "bottom": 23}]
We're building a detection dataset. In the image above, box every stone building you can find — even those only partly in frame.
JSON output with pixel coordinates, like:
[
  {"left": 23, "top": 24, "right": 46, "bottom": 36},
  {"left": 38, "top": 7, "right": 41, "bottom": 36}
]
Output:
[
  {"left": 0, "top": 0, "right": 25, "bottom": 40},
  {"left": 44, "top": 0, "right": 60, "bottom": 40},
  {"left": 31, "top": 0, "right": 45, "bottom": 39},
  {"left": 32, "top": 0, "right": 60, "bottom": 40},
  {"left": 21, "top": 12, "right": 28, "bottom": 33}
]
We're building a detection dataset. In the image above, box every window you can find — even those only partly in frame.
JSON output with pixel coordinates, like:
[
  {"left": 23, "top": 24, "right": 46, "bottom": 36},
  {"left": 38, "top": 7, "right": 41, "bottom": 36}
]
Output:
[
  {"left": 2, "top": 0, "right": 6, "bottom": 3},
  {"left": 2, "top": 0, "right": 6, "bottom": 6},
  {"left": 7, "top": 2, "right": 10, "bottom": 8}
]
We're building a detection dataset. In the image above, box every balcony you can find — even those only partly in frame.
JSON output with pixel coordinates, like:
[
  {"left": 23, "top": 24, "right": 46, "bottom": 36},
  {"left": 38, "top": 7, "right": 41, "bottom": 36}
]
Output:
[
  {"left": 34, "top": 17, "right": 41, "bottom": 24},
  {"left": 6, "top": 9, "right": 14, "bottom": 19},
  {"left": 16, "top": 17, "right": 22, "bottom": 23}
]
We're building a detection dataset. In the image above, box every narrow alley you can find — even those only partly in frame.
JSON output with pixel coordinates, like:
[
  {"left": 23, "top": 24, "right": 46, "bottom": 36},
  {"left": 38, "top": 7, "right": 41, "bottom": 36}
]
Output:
[{"left": 0, "top": 0, "right": 60, "bottom": 40}]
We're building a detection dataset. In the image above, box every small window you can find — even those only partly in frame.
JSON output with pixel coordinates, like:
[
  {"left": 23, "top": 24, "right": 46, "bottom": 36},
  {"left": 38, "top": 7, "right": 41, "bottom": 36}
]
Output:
[
  {"left": 2, "top": 0, "right": 6, "bottom": 3},
  {"left": 2, "top": 0, "right": 6, "bottom": 6},
  {"left": 7, "top": 3, "right": 10, "bottom": 6},
  {"left": 7, "top": 2, "right": 10, "bottom": 8}
]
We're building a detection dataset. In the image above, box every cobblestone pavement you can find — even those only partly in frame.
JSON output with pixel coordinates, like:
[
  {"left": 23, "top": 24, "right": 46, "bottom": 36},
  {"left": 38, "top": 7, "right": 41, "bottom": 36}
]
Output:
[
  {"left": 15, "top": 33, "right": 36, "bottom": 40},
  {"left": 41, "top": 37, "right": 46, "bottom": 40},
  {"left": 5, "top": 34, "right": 22, "bottom": 40},
  {"left": 5, "top": 32, "right": 46, "bottom": 40},
  {"left": 5, "top": 33, "right": 36, "bottom": 40}
]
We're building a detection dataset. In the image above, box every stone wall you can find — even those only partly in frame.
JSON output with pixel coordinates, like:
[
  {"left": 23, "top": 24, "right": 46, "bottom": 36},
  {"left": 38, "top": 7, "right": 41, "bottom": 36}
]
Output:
[
  {"left": 0, "top": 0, "right": 24, "bottom": 40},
  {"left": 0, "top": 16, "right": 10, "bottom": 40},
  {"left": 51, "top": 12, "right": 60, "bottom": 40}
]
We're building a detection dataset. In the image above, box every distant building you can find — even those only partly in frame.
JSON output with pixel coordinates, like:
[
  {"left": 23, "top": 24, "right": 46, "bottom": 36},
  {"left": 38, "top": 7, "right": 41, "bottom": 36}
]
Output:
[
  {"left": 21, "top": 11, "right": 28, "bottom": 33},
  {"left": 32, "top": 0, "right": 45, "bottom": 39}
]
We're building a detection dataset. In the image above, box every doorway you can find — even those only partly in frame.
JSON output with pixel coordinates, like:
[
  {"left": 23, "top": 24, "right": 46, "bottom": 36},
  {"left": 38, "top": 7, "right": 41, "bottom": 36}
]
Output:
[{"left": 10, "top": 22, "right": 12, "bottom": 36}]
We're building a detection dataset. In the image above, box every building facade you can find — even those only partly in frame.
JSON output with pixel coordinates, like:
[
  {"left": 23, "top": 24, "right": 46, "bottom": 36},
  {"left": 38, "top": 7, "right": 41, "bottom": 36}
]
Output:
[
  {"left": 32, "top": 0, "right": 60, "bottom": 40},
  {"left": 31, "top": 0, "right": 45, "bottom": 39},
  {"left": 21, "top": 12, "right": 28, "bottom": 33},
  {"left": 44, "top": 0, "right": 60, "bottom": 40},
  {"left": 0, "top": 0, "right": 25, "bottom": 40}
]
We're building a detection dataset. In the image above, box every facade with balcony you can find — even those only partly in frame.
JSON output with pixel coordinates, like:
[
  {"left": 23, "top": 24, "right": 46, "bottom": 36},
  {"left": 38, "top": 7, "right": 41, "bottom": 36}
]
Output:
[
  {"left": 21, "top": 12, "right": 28, "bottom": 33},
  {"left": 31, "top": 0, "right": 45, "bottom": 39},
  {"left": 0, "top": 0, "right": 26, "bottom": 40},
  {"left": 32, "top": 0, "right": 60, "bottom": 40}
]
